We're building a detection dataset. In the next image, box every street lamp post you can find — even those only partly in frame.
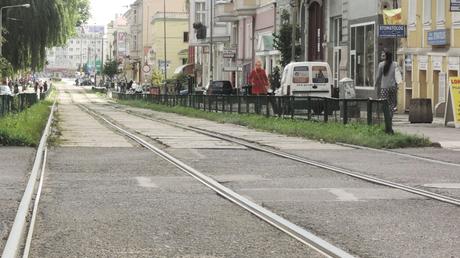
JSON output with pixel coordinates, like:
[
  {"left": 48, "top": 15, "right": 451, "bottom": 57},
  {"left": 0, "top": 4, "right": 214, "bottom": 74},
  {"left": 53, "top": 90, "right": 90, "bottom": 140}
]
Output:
[
  {"left": 0, "top": 4, "right": 31, "bottom": 56},
  {"left": 163, "top": 0, "right": 167, "bottom": 81}
]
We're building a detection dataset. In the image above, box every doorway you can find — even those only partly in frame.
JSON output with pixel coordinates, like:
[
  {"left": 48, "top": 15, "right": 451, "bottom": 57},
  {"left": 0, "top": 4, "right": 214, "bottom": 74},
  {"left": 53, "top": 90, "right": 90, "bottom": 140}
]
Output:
[{"left": 308, "top": 2, "right": 323, "bottom": 61}]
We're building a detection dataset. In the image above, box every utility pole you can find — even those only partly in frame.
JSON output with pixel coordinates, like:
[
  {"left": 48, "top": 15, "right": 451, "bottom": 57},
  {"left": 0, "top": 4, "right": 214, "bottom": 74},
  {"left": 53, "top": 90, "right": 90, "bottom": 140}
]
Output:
[
  {"left": 101, "top": 35, "right": 104, "bottom": 84},
  {"left": 291, "top": 0, "right": 298, "bottom": 63},
  {"left": 163, "top": 0, "right": 167, "bottom": 81},
  {"left": 209, "top": 0, "right": 214, "bottom": 84}
]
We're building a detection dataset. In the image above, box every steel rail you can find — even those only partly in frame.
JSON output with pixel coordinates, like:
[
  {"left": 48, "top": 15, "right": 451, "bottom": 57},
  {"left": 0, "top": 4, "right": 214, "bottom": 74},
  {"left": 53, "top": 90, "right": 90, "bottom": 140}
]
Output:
[
  {"left": 109, "top": 108, "right": 460, "bottom": 207},
  {"left": 78, "top": 103, "right": 355, "bottom": 258},
  {"left": 2, "top": 101, "right": 56, "bottom": 258},
  {"left": 335, "top": 142, "right": 460, "bottom": 168}
]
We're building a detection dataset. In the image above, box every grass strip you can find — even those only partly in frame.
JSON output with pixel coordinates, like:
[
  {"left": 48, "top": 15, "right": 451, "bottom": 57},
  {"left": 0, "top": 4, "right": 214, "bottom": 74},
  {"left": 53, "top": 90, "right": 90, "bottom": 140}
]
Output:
[
  {"left": 116, "top": 99, "right": 432, "bottom": 149},
  {"left": 0, "top": 100, "right": 53, "bottom": 147}
]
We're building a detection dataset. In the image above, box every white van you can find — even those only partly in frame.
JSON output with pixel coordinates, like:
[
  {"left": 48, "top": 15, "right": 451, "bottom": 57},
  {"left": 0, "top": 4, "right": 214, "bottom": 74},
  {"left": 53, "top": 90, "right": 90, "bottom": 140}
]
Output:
[{"left": 276, "top": 62, "right": 333, "bottom": 97}]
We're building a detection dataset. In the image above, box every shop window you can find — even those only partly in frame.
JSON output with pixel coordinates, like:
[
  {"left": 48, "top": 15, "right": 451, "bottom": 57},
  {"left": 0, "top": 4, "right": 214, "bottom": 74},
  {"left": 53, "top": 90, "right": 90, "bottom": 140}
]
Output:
[{"left": 350, "top": 23, "right": 375, "bottom": 87}]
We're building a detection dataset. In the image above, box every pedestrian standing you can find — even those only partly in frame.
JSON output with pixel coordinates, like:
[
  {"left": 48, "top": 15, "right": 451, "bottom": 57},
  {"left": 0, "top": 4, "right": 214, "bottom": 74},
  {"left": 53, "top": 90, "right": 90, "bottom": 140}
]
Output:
[
  {"left": 44, "top": 81, "right": 48, "bottom": 92},
  {"left": 375, "top": 50, "right": 399, "bottom": 113},
  {"left": 34, "top": 81, "right": 39, "bottom": 93},
  {"left": 248, "top": 60, "right": 269, "bottom": 95}
]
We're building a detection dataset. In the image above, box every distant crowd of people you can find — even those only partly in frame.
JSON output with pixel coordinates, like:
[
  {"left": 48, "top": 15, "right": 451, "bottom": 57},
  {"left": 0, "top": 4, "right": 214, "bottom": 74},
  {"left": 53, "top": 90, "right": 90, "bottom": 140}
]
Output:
[{"left": 2, "top": 77, "right": 49, "bottom": 95}]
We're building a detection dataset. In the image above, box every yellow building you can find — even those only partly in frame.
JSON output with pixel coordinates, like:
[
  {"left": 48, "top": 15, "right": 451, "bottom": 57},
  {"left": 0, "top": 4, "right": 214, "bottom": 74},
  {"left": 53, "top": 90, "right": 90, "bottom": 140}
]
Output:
[
  {"left": 399, "top": 0, "right": 460, "bottom": 116},
  {"left": 150, "top": 12, "right": 189, "bottom": 79}
]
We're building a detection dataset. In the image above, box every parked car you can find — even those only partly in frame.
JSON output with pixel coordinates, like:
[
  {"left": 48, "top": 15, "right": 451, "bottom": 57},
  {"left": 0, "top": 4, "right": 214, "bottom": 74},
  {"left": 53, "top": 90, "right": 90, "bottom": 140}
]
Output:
[
  {"left": 0, "top": 85, "right": 13, "bottom": 96},
  {"left": 206, "top": 80, "right": 234, "bottom": 95}
]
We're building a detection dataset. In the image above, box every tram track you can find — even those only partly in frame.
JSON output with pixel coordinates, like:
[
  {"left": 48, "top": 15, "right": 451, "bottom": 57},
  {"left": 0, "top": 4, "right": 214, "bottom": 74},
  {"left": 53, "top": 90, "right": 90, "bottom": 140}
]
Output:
[
  {"left": 2, "top": 101, "right": 55, "bottom": 258},
  {"left": 86, "top": 99, "right": 460, "bottom": 207},
  {"left": 76, "top": 102, "right": 355, "bottom": 258}
]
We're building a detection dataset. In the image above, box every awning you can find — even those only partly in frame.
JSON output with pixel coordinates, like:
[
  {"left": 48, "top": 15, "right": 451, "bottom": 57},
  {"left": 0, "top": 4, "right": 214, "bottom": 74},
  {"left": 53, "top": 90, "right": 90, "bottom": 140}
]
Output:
[{"left": 174, "top": 63, "right": 195, "bottom": 75}]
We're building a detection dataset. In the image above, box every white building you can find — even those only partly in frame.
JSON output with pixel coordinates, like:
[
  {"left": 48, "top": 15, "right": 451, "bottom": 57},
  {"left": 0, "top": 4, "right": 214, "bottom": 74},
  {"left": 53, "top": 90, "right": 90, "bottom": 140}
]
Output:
[{"left": 46, "top": 25, "right": 106, "bottom": 76}]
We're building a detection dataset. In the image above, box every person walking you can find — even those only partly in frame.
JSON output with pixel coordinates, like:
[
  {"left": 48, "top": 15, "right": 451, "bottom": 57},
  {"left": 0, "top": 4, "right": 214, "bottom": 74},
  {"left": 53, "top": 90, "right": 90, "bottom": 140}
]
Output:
[
  {"left": 248, "top": 60, "right": 269, "bottom": 95},
  {"left": 375, "top": 50, "right": 399, "bottom": 114}
]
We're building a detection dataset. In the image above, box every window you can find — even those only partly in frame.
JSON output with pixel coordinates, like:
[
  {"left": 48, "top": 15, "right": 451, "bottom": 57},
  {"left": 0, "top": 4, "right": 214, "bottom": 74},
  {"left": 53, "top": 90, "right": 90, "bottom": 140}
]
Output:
[
  {"left": 408, "top": 0, "right": 417, "bottom": 30},
  {"left": 436, "top": 0, "right": 445, "bottom": 28},
  {"left": 292, "top": 66, "right": 309, "bottom": 83},
  {"left": 423, "top": 0, "right": 431, "bottom": 27},
  {"left": 183, "top": 32, "right": 189, "bottom": 42},
  {"left": 453, "top": 11, "right": 460, "bottom": 28},
  {"left": 195, "top": 2, "right": 206, "bottom": 24},
  {"left": 350, "top": 23, "right": 375, "bottom": 87},
  {"left": 312, "top": 66, "right": 329, "bottom": 83}
]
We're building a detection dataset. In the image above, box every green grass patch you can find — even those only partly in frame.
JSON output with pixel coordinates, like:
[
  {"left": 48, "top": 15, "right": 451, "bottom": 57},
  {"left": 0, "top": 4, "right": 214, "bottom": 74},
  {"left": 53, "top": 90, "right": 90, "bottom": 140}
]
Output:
[
  {"left": 116, "top": 99, "right": 432, "bottom": 149},
  {"left": 0, "top": 100, "right": 53, "bottom": 146}
]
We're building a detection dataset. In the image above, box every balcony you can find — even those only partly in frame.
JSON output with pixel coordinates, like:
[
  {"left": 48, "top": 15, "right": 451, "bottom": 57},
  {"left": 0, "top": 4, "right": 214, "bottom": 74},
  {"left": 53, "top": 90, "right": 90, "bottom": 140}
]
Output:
[
  {"left": 234, "top": 0, "right": 257, "bottom": 16},
  {"left": 215, "top": 1, "right": 237, "bottom": 22}
]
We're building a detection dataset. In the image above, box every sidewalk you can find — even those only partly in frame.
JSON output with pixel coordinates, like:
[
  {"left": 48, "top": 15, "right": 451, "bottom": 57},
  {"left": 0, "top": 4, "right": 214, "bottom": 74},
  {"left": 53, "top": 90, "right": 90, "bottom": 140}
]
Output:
[{"left": 393, "top": 114, "right": 460, "bottom": 151}]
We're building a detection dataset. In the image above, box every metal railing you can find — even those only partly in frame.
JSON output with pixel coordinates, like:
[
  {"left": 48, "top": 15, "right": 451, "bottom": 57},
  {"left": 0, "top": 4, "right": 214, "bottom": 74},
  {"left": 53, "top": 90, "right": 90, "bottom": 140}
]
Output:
[
  {"left": 113, "top": 93, "right": 393, "bottom": 133},
  {"left": 0, "top": 86, "right": 53, "bottom": 117}
]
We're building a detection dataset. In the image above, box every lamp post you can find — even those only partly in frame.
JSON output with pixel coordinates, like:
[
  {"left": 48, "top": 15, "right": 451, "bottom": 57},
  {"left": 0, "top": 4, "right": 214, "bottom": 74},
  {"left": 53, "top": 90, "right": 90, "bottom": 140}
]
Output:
[
  {"left": 163, "top": 0, "right": 167, "bottom": 81},
  {"left": 0, "top": 4, "right": 31, "bottom": 56}
]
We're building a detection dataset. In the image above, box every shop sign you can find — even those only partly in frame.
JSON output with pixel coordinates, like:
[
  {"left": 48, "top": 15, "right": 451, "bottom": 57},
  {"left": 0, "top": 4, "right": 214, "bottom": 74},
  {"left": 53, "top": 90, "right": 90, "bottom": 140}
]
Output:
[
  {"left": 418, "top": 55, "right": 428, "bottom": 71},
  {"left": 451, "top": 0, "right": 460, "bottom": 12},
  {"left": 142, "top": 64, "right": 151, "bottom": 74},
  {"left": 427, "top": 29, "right": 450, "bottom": 46},
  {"left": 445, "top": 77, "right": 460, "bottom": 128},
  {"left": 378, "top": 25, "right": 407, "bottom": 38},
  {"left": 432, "top": 56, "right": 443, "bottom": 71},
  {"left": 223, "top": 48, "right": 236, "bottom": 59},
  {"left": 448, "top": 57, "right": 460, "bottom": 70}
]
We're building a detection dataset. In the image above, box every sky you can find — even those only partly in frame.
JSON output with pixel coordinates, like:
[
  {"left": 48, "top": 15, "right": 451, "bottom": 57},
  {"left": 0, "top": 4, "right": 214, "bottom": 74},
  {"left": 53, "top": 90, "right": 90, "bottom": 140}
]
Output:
[{"left": 88, "top": 0, "right": 134, "bottom": 26}]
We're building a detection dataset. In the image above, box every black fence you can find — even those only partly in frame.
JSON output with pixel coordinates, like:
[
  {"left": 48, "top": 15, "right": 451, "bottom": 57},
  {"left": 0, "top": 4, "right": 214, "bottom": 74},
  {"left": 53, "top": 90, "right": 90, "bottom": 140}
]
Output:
[
  {"left": 0, "top": 86, "right": 53, "bottom": 117},
  {"left": 113, "top": 93, "right": 393, "bottom": 133}
]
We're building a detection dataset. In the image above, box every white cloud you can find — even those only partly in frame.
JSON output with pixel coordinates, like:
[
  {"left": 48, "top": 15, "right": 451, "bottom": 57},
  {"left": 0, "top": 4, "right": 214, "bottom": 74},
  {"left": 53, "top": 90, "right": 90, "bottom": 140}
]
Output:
[{"left": 88, "top": 0, "right": 134, "bottom": 25}]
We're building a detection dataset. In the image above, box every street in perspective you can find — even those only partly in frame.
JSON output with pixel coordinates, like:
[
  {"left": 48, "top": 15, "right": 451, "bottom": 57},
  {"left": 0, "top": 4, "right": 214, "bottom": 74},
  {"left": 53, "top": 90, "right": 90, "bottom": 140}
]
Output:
[{"left": 1, "top": 0, "right": 460, "bottom": 258}]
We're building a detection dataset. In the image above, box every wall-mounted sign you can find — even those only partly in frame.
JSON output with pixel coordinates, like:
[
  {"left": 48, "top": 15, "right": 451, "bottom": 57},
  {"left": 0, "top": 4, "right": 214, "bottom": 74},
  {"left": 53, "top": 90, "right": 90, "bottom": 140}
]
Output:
[
  {"left": 427, "top": 29, "right": 450, "bottom": 46},
  {"left": 419, "top": 55, "right": 428, "bottom": 71},
  {"left": 448, "top": 57, "right": 460, "bottom": 70},
  {"left": 142, "top": 64, "right": 151, "bottom": 74},
  {"left": 432, "top": 56, "right": 443, "bottom": 71},
  {"left": 378, "top": 25, "right": 407, "bottom": 38},
  {"left": 223, "top": 48, "right": 236, "bottom": 59},
  {"left": 223, "top": 66, "right": 237, "bottom": 72},
  {"left": 451, "top": 0, "right": 460, "bottom": 12}
]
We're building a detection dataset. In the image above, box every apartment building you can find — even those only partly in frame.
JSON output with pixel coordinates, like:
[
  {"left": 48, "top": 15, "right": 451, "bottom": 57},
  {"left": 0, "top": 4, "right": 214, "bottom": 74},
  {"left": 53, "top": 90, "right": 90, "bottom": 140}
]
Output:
[
  {"left": 399, "top": 0, "right": 460, "bottom": 115},
  {"left": 124, "top": 0, "right": 187, "bottom": 82},
  {"left": 47, "top": 26, "right": 105, "bottom": 76}
]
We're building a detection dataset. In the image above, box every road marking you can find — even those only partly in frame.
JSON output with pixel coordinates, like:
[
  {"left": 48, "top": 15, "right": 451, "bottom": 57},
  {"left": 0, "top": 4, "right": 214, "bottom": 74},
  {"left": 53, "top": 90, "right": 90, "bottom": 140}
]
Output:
[
  {"left": 135, "top": 177, "right": 158, "bottom": 188},
  {"left": 328, "top": 189, "right": 359, "bottom": 202}
]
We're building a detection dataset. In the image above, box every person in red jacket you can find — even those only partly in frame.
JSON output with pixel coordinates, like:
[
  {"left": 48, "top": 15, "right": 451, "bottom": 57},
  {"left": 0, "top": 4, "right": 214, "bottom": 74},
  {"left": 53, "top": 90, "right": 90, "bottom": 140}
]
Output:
[{"left": 248, "top": 59, "right": 269, "bottom": 95}]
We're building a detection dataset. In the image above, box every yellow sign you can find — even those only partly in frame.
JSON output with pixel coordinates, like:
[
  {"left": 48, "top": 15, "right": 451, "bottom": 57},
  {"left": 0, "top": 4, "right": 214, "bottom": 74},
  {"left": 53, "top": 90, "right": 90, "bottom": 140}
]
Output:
[
  {"left": 446, "top": 77, "right": 460, "bottom": 128},
  {"left": 383, "top": 8, "right": 402, "bottom": 25}
]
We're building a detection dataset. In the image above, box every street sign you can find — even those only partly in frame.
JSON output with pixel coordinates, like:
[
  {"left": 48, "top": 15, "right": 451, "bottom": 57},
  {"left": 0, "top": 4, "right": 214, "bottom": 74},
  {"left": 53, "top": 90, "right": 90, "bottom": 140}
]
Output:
[
  {"left": 451, "top": 0, "right": 460, "bottom": 11},
  {"left": 378, "top": 25, "right": 407, "bottom": 38},
  {"left": 223, "top": 48, "right": 236, "bottom": 58},
  {"left": 142, "top": 64, "right": 151, "bottom": 73},
  {"left": 427, "top": 29, "right": 450, "bottom": 46}
]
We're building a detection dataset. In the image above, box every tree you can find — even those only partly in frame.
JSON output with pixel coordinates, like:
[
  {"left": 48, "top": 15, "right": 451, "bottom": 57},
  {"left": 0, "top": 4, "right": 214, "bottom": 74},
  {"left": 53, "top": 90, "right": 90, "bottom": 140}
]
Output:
[
  {"left": 269, "top": 66, "right": 281, "bottom": 90},
  {"left": 273, "top": 10, "right": 301, "bottom": 67},
  {"left": 0, "top": 57, "right": 13, "bottom": 78},
  {"left": 150, "top": 68, "right": 163, "bottom": 86},
  {"left": 0, "top": 0, "right": 91, "bottom": 72},
  {"left": 102, "top": 60, "right": 119, "bottom": 80}
]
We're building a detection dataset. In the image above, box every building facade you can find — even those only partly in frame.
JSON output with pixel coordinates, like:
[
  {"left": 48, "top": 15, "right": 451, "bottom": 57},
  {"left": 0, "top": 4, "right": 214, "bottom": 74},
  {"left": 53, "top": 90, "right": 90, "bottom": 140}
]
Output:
[
  {"left": 150, "top": 12, "right": 189, "bottom": 79},
  {"left": 46, "top": 26, "right": 105, "bottom": 76},
  {"left": 399, "top": 0, "right": 460, "bottom": 116}
]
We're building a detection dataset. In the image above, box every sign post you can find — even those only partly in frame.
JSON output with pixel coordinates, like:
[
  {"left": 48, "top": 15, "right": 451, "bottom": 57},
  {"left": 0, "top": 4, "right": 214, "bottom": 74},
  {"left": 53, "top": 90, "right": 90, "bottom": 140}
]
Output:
[{"left": 445, "top": 77, "right": 460, "bottom": 128}]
